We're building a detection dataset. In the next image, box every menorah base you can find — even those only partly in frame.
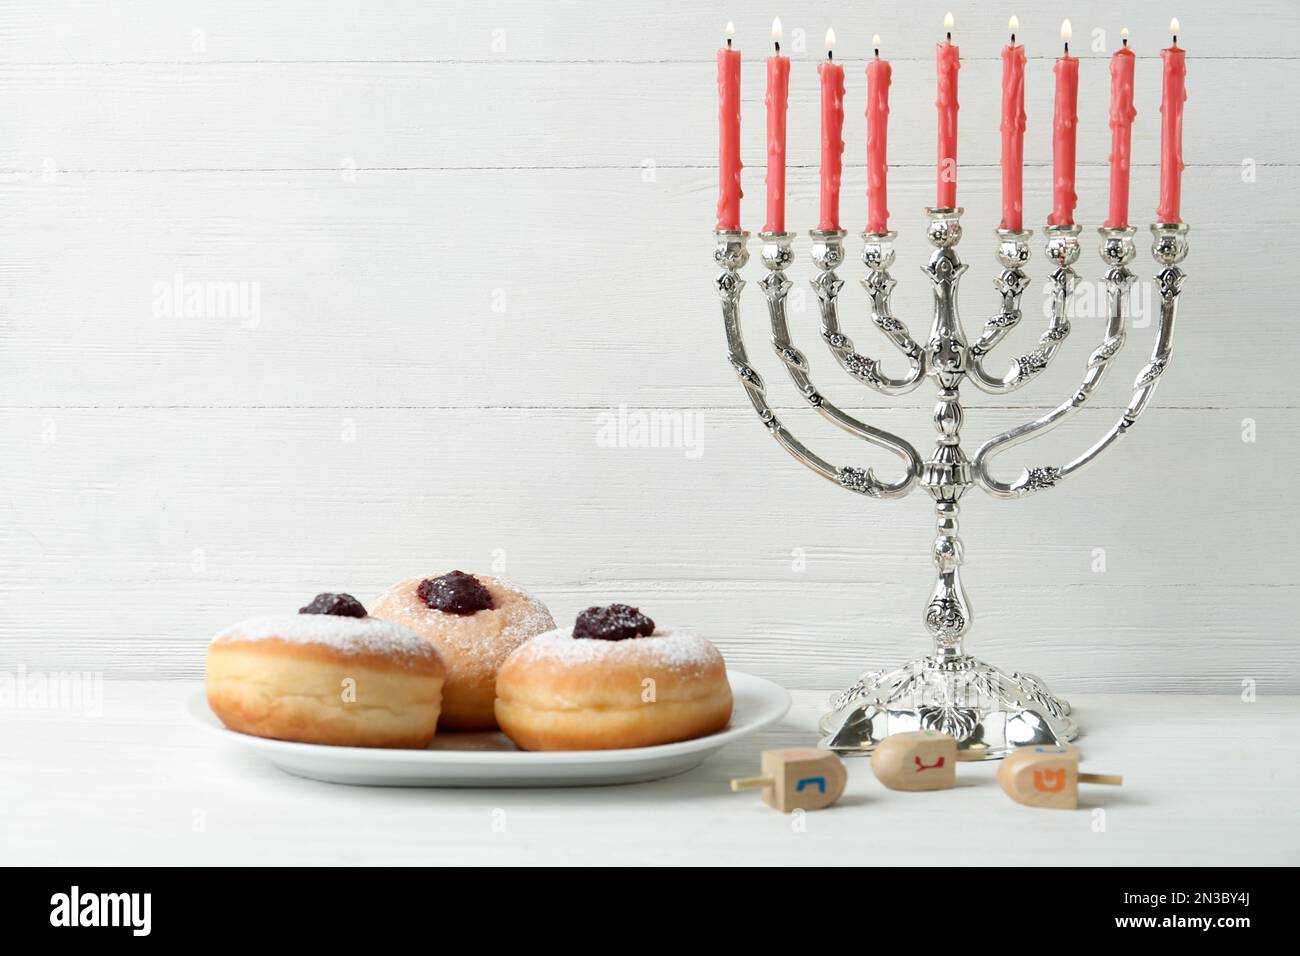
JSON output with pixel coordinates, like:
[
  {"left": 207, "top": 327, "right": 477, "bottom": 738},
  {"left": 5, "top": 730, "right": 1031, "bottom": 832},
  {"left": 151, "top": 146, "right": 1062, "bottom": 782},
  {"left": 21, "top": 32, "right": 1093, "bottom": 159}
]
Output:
[{"left": 817, "top": 655, "right": 1078, "bottom": 758}]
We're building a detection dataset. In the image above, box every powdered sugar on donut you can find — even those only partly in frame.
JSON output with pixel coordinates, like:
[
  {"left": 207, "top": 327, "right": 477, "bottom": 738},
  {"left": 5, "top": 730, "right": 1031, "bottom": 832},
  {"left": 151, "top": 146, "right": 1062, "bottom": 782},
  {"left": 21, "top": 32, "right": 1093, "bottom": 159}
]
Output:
[
  {"left": 213, "top": 614, "right": 438, "bottom": 661},
  {"left": 513, "top": 626, "right": 723, "bottom": 673}
]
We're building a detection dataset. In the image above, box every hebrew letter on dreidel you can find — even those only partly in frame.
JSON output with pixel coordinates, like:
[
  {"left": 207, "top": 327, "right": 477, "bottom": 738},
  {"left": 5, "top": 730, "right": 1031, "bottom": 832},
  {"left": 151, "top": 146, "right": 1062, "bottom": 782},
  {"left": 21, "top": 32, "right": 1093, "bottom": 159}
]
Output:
[
  {"left": 1033, "top": 768, "right": 1067, "bottom": 792},
  {"left": 730, "top": 748, "right": 847, "bottom": 812}
]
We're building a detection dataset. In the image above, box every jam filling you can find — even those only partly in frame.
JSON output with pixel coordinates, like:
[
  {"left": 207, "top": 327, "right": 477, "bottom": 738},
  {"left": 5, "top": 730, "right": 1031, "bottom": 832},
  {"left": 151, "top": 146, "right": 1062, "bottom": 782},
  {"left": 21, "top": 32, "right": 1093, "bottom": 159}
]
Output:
[
  {"left": 418, "top": 571, "right": 494, "bottom": 615},
  {"left": 299, "top": 593, "right": 367, "bottom": 618},
  {"left": 573, "top": 604, "right": 655, "bottom": 641}
]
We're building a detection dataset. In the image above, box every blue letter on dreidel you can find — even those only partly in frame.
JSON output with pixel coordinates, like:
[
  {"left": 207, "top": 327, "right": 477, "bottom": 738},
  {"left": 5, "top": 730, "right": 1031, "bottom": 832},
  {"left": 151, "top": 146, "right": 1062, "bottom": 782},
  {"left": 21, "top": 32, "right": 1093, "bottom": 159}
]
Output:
[{"left": 796, "top": 776, "right": 826, "bottom": 793}]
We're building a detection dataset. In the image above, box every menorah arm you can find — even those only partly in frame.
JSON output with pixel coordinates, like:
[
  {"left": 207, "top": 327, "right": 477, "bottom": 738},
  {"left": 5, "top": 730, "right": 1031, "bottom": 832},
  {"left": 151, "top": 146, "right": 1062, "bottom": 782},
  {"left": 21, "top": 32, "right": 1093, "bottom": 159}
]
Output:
[
  {"left": 968, "top": 225, "right": 1080, "bottom": 394},
  {"left": 816, "top": 231, "right": 926, "bottom": 395},
  {"left": 973, "top": 224, "right": 1188, "bottom": 498},
  {"left": 715, "top": 230, "right": 922, "bottom": 500}
]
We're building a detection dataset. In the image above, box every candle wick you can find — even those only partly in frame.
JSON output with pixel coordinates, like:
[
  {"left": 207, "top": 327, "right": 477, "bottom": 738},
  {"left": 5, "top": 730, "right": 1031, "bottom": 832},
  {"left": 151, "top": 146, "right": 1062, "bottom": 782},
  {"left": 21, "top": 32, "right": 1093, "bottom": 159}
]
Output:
[
  {"left": 1122, "top": 37, "right": 1128, "bottom": 47},
  {"left": 774, "top": 41, "right": 780, "bottom": 53},
  {"left": 1173, "top": 35, "right": 1178, "bottom": 45},
  {"left": 1064, "top": 41, "right": 1069, "bottom": 54},
  {"left": 1010, "top": 33, "right": 1016, "bottom": 44},
  {"left": 726, "top": 38, "right": 732, "bottom": 49},
  {"left": 827, "top": 49, "right": 833, "bottom": 61},
  {"left": 946, "top": 31, "right": 952, "bottom": 41},
  {"left": 874, "top": 48, "right": 879, "bottom": 58}
]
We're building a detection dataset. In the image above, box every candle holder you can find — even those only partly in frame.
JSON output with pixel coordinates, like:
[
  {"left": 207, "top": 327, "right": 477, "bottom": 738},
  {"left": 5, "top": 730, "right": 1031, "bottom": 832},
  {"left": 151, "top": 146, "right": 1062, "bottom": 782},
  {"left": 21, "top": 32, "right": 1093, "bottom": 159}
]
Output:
[{"left": 714, "top": 209, "right": 1188, "bottom": 757}]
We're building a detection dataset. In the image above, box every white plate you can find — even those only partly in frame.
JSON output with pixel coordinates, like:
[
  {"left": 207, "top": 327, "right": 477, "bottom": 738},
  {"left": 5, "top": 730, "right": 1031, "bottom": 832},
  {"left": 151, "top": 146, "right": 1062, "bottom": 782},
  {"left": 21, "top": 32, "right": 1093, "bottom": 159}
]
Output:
[{"left": 189, "top": 670, "right": 791, "bottom": 787}]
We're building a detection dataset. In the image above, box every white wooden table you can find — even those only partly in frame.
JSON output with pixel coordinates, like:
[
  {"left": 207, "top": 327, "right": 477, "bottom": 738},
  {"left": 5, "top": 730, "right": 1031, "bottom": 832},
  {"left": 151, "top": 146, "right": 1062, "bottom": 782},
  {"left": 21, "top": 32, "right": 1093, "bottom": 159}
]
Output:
[{"left": 4, "top": 681, "right": 1296, "bottom": 866}]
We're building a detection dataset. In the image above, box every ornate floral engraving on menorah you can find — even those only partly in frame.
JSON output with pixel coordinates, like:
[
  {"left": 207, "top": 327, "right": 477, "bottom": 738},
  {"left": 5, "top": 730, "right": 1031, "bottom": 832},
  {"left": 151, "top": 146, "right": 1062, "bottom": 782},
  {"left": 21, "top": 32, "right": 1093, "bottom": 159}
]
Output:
[{"left": 715, "top": 208, "right": 1189, "bottom": 757}]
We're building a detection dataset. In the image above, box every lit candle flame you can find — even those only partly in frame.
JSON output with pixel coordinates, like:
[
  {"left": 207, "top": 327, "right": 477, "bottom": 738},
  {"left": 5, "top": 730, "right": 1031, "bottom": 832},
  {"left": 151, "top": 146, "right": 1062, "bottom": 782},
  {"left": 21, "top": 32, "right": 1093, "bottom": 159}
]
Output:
[
  {"left": 872, "top": 33, "right": 881, "bottom": 46},
  {"left": 1122, "top": 27, "right": 1130, "bottom": 40},
  {"left": 944, "top": 12, "right": 955, "bottom": 31},
  {"left": 772, "top": 17, "right": 782, "bottom": 44},
  {"left": 725, "top": 22, "right": 735, "bottom": 41},
  {"left": 1170, "top": 17, "right": 1180, "bottom": 35},
  {"left": 825, "top": 27, "right": 836, "bottom": 52},
  {"left": 1061, "top": 19, "right": 1073, "bottom": 42},
  {"left": 1009, "top": 15, "right": 1019, "bottom": 33}
]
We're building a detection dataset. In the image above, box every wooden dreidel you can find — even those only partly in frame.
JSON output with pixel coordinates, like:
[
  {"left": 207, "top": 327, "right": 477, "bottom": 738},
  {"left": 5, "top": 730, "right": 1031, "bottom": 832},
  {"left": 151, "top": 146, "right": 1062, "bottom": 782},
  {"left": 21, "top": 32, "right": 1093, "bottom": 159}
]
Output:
[
  {"left": 730, "top": 748, "right": 847, "bottom": 812},
  {"left": 997, "top": 743, "right": 1123, "bottom": 809},
  {"left": 871, "top": 729, "right": 984, "bottom": 791}
]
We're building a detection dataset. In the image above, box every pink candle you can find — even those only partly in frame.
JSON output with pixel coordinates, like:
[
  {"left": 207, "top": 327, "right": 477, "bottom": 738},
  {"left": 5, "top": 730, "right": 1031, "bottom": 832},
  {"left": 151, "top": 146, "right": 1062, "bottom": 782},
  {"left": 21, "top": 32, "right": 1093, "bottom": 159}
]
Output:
[
  {"left": 865, "top": 39, "right": 891, "bottom": 235},
  {"left": 764, "top": 19, "right": 791, "bottom": 233},
  {"left": 998, "top": 22, "right": 1026, "bottom": 231},
  {"left": 935, "top": 16, "right": 960, "bottom": 209},
  {"left": 1105, "top": 34, "right": 1137, "bottom": 229},
  {"left": 1157, "top": 22, "right": 1187, "bottom": 224},
  {"left": 1048, "top": 20, "right": 1079, "bottom": 227},
  {"left": 716, "top": 24, "right": 743, "bottom": 231},
  {"left": 817, "top": 30, "right": 845, "bottom": 232}
]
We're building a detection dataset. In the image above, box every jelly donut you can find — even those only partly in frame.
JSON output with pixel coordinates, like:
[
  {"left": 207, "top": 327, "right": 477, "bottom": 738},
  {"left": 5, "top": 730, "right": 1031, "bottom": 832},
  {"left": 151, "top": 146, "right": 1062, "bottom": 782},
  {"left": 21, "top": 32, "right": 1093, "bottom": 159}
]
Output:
[
  {"left": 205, "top": 593, "right": 445, "bottom": 748},
  {"left": 369, "top": 571, "right": 555, "bottom": 731},
  {"left": 495, "top": 604, "right": 733, "bottom": 751}
]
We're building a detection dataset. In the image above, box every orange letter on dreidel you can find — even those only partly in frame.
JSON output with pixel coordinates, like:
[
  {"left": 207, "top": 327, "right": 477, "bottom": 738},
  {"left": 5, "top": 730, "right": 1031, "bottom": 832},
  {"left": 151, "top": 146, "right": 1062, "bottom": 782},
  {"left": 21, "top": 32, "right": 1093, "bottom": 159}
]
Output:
[{"left": 1032, "top": 768, "right": 1066, "bottom": 792}]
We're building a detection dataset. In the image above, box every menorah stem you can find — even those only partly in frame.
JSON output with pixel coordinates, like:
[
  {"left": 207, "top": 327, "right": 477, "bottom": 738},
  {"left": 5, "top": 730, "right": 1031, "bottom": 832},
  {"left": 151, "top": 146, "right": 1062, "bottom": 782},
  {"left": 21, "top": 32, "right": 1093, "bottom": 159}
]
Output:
[
  {"left": 919, "top": 208, "right": 974, "bottom": 658},
  {"left": 927, "top": 494, "right": 969, "bottom": 658}
]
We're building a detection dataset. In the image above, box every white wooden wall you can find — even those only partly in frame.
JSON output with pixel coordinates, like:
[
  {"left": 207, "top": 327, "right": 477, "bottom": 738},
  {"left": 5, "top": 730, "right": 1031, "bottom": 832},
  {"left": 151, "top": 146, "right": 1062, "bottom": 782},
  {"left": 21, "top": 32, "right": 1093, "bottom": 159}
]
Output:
[{"left": 1, "top": 1, "right": 1294, "bottom": 693}]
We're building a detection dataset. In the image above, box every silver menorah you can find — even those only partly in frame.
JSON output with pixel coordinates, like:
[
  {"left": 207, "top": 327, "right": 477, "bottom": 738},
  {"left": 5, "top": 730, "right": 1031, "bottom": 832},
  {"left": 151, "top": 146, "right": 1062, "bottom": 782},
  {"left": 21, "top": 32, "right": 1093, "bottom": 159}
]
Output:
[{"left": 714, "top": 208, "right": 1189, "bottom": 757}]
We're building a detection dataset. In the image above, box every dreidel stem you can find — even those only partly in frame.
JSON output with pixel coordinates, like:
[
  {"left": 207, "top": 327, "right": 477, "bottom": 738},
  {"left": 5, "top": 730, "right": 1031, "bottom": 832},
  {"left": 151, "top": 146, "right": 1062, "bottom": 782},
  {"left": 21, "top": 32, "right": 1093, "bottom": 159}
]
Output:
[
  {"left": 730, "top": 775, "right": 774, "bottom": 792},
  {"left": 1078, "top": 773, "right": 1123, "bottom": 786}
]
